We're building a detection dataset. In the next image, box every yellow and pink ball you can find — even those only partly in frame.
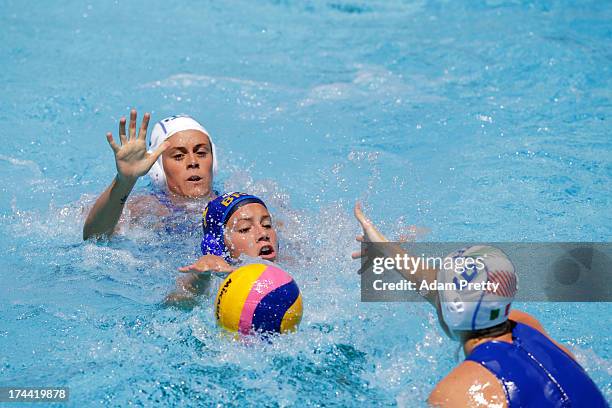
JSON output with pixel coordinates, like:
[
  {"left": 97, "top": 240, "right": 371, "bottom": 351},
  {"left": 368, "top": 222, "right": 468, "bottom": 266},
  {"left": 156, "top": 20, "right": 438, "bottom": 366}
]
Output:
[{"left": 215, "top": 263, "right": 303, "bottom": 334}]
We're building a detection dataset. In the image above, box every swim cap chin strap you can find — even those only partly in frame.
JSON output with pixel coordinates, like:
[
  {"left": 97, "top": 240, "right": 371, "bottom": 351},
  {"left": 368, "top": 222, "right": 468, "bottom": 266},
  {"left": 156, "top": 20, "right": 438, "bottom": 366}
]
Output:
[
  {"left": 438, "top": 245, "right": 518, "bottom": 335},
  {"left": 147, "top": 114, "right": 218, "bottom": 189},
  {"left": 201, "top": 192, "right": 267, "bottom": 262}
]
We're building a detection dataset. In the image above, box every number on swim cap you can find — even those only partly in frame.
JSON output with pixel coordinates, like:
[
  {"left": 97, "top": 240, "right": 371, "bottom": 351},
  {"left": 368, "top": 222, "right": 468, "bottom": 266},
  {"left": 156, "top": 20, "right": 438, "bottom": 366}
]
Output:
[{"left": 221, "top": 192, "right": 247, "bottom": 207}]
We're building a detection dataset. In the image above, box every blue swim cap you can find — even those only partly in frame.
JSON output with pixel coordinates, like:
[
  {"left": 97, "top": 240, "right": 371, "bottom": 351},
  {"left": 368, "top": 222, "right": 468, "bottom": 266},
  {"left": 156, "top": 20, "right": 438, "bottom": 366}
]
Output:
[{"left": 201, "top": 192, "right": 267, "bottom": 260}]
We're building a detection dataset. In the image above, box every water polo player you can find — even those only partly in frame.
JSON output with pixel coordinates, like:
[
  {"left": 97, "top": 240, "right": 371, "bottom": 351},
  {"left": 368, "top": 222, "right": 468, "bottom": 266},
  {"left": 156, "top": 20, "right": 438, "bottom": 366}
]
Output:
[
  {"left": 167, "top": 192, "right": 278, "bottom": 302},
  {"left": 353, "top": 203, "right": 607, "bottom": 407},
  {"left": 83, "top": 110, "right": 218, "bottom": 239}
]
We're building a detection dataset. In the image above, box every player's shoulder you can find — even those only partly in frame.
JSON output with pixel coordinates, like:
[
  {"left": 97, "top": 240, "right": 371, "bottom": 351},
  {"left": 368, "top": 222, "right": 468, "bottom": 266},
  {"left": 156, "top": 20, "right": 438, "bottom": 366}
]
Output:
[
  {"left": 127, "top": 194, "right": 170, "bottom": 216},
  {"left": 509, "top": 309, "right": 545, "bottom": 331},
  {"left": 509, "top": 310, "right": 576, "bottom": 360},
  {"left": 428, "top": 361, "right": 507, "bottom": 407}
]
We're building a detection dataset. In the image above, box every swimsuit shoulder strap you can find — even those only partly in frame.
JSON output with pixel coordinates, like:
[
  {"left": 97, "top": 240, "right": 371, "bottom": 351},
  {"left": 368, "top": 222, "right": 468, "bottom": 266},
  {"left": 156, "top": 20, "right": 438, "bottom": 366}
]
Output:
[
  {"left": 467, "top": 322, "right": 608, "bottom": 408},
  {"left": 152, "top": 190, "right": 181, "bottom": 212}
]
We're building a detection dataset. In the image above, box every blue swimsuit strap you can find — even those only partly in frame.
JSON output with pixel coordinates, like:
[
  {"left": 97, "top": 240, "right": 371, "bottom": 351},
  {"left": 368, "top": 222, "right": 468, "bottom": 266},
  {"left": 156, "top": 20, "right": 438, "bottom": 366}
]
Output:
[
  {"left": 152, "top": 189, "right": 220, "bottom": 211},
  {"left": 466, "top": 322, "right": 608, "bottom": 408},
  {"left": 152, "top": 190, "right": 182, "bottom": 213},
  {"left": 151, "top": 190, "right": 203, "bottom": 236}
]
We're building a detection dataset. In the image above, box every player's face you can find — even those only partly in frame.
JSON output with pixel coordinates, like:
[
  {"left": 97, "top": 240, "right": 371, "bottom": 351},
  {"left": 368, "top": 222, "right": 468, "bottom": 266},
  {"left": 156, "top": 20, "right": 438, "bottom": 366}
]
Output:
[
  {"left": 224, "top": 203, "right": 278, "bottom": 262},
  {"left": 162, "top": 130, "right": 213, "bottom": 198}
]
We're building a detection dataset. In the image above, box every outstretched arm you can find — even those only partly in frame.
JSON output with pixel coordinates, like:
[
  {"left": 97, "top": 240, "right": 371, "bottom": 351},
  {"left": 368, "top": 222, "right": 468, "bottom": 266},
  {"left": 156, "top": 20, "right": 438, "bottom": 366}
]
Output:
[
  {"left": 83, "top": 110, "right": 169, "bottom": 240},
  {"left": 164, "top": 255, "right": 235, "bottom": 306},
  {"left": 353, "top": 202, "right": 439, "bottom": 306}
]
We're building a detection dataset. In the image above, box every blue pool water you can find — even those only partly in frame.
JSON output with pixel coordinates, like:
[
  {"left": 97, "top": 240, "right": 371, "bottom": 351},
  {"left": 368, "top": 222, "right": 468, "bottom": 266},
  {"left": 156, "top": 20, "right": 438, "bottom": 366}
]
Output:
[{"left": 1, "top": 0, "right": 611, "bottom": 406}]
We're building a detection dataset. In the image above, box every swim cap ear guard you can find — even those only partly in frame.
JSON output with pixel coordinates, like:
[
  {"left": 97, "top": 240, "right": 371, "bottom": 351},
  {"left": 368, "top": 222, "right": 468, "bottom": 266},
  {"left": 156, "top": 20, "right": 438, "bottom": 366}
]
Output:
[
  {"left": 438, "top": 245, "right": 518, "bottom": 338},
  {"left": 147, "top": 114, "right": 218, "bottom": 189},
  {"left": 201, "top": 192, "right": 267, "bottom": 262},
  {"left": 200, "top": 230, "right": 226, "bottom": 257}
]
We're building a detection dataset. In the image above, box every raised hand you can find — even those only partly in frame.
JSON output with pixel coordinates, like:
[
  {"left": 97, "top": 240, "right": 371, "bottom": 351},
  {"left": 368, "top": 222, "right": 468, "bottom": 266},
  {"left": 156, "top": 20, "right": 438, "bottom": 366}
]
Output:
[
  {"left": 106, "top": 109, "right": 169, "bottom": 182},
  {"left": 352, "top": 202, "right": 390, "bottom": 260}
]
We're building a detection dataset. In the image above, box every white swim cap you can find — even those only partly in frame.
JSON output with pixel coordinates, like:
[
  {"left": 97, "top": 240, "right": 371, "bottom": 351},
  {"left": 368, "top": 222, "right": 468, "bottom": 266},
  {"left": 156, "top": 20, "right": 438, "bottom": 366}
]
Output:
[
  {"left": 438, "top": 245, "right": 518, "bottom": 333},
  {"left": 147, "top": 114, "right": 218, "bottom": 188}
]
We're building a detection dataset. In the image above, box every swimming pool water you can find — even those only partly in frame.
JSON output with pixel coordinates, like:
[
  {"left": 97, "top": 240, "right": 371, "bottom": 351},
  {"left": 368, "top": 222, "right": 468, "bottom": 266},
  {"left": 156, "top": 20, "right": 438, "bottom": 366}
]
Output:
[{"left": 1, "top": 0, "right": 610, "bottom": 406}]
